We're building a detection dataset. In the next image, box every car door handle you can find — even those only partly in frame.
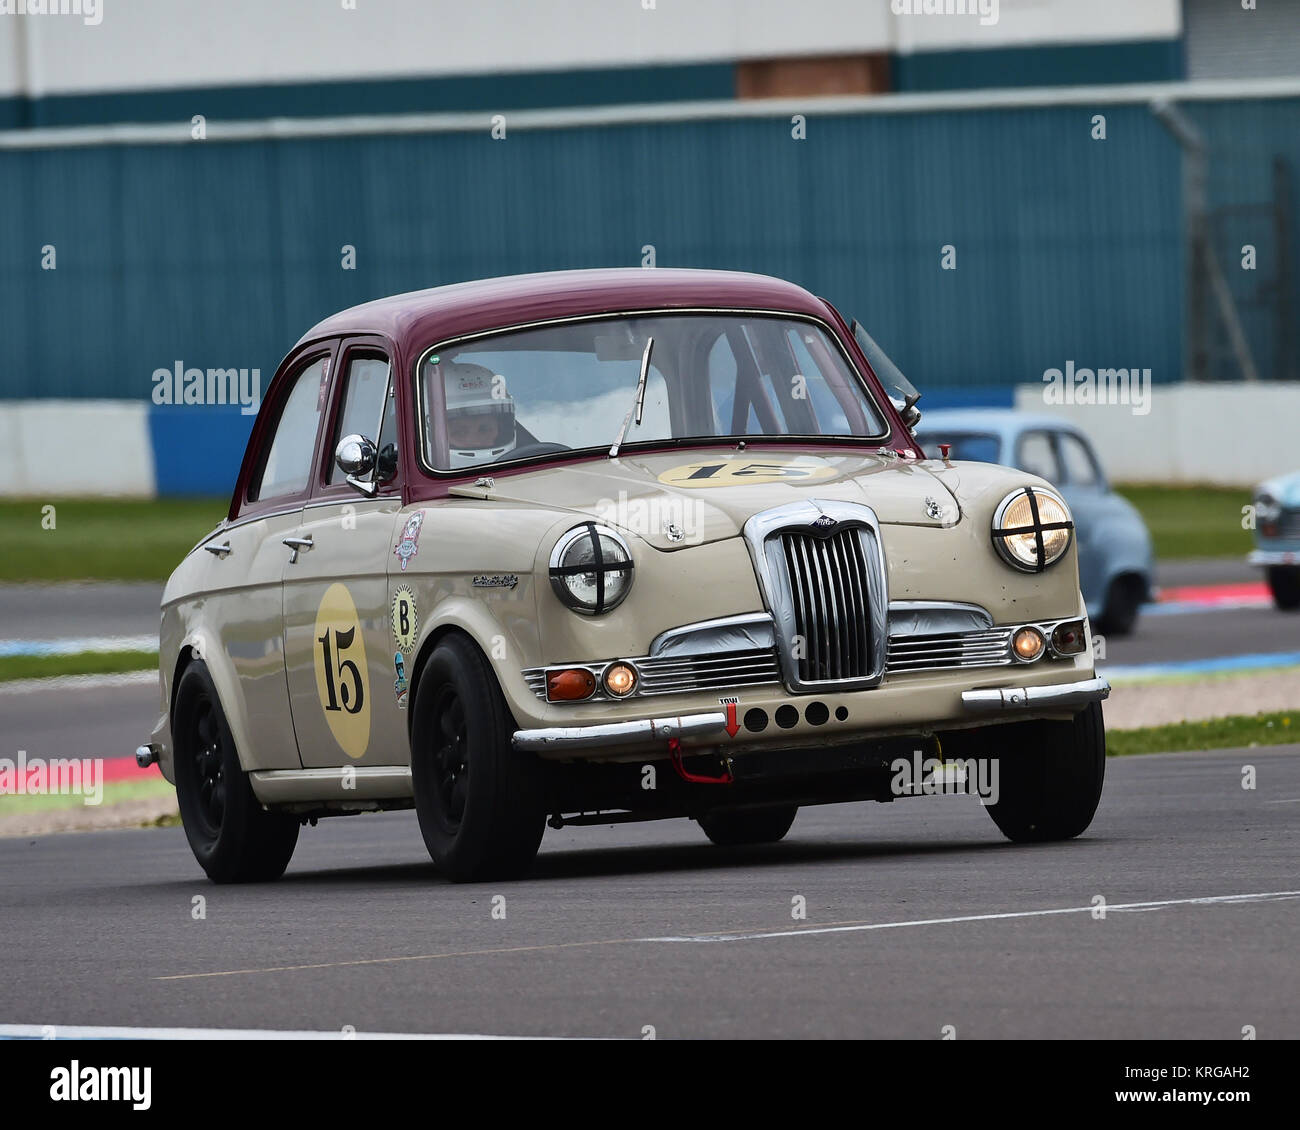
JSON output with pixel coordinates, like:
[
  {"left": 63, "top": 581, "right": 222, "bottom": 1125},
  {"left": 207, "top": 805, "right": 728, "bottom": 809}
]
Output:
[
  {"left": 282, "top": 535, "right": 313, "bottom": 564},
  {"left": 203, "top": 541, "right": 232, "bottom": 558}
]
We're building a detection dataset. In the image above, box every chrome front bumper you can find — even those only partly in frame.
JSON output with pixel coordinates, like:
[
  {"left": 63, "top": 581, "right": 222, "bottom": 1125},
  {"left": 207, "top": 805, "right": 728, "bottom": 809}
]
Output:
[
  {"left": 512, "top": 675, "right": 1111, "bottom": 753},
  {"left": 960, "top": 675, "right": 1110, "bottom": 714},
  {"left": 512, "top": 712, "right": 728, "bottom": 754}
]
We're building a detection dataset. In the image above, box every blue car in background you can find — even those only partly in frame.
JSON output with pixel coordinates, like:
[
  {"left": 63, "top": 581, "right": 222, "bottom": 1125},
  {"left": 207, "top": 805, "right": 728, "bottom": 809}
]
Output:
[
  {"left": 1249, "top": 472, "right": 1300, "bottom": 610},
  {"left": 915, "top": 410, "right": 1155, "bottom": 636}
]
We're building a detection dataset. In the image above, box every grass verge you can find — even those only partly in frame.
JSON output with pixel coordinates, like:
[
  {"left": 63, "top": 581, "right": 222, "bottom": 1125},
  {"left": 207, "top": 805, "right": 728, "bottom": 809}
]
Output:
[
  {"left": 0, "top": 498, "right": 227, "bottom": 582},
  {"left": 0, "top": 776, "right": 175, "bottom": 817},
  {"left": 0, "top": 649, "right": 158, "bottom": 683},
  {"left": 1108, "top": 711, "right": 1295, "bottom": 756},
  {"left": 1115, "top": 484, "right": 1253, "bottom": 560}
]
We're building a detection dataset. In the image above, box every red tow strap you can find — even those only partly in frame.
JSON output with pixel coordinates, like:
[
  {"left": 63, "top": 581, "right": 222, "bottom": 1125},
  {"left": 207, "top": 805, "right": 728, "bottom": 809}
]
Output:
[{"left": 668, "top": 737, "right": 733, "bottom": 784}]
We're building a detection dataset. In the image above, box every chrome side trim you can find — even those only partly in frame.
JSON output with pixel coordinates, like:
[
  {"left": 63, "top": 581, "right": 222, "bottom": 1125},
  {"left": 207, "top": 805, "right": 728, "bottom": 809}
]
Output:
[
  {"left": 961, "top": 676, "right": 1110, "bottom": 714},
  {"left": 512, "top": 711, "right": 727, "bottom": 753},
  {"left": 249, "top": 766, "right": 413, "bottom": 802}
]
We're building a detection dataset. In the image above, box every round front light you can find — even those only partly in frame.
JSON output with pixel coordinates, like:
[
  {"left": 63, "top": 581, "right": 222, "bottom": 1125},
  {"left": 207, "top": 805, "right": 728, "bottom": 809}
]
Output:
[
  {"left": 1012, "top": 626, "right": 1046, "bottom": 662},
  {"left": 992, "top": 488, "right": 1073, "bottom": 572},
  {"left": 548, "top": 524, "right": 635, "bottom": 615}
]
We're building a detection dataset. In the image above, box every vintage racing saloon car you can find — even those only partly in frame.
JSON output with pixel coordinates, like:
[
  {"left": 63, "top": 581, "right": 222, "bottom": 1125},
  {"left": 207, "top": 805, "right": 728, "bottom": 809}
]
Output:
[{"left": 139, "top": 269, "right": 1110, "bottom": 883}]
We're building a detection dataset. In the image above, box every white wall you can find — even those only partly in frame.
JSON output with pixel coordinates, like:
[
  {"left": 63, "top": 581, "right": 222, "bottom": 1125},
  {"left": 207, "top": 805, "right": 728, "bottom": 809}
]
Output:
[
  {"left": 0, "top": 0, "right": 1182, "bottom": 99},
  {"left": 1013, "top": 382, "right": 1300, "bottom": 487},
  {"left": 0, "top": 401, "right": 155, "bottom": 497}
]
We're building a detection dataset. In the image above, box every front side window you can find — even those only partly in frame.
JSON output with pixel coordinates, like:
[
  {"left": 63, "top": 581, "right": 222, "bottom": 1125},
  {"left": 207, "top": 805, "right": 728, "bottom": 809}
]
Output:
[
  {"left": 328, "top": 354, "right": 394, "bottom": 486},
  {"left": 253, "top": 355, "right": 329, "bottom": 501},
  {"left": 418, "top": 313, "right": 886, "bottom": 472}
]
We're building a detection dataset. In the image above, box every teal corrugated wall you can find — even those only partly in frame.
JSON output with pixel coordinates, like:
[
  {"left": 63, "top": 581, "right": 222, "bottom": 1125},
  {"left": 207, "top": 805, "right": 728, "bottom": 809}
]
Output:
[{"left": 0, "top": 96, "right": 1296, "bottom": 404}]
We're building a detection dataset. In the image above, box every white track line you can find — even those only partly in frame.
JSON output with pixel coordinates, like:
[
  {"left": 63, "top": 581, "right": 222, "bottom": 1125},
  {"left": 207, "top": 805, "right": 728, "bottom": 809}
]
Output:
[
  {"left": 0, "top": 1023, "right": 580, "bottom": 1041},
  {"left": 641, "top": 890, "right": 1300, "bottom": 944},
  {"left": 154, "top": 890, "right": 1300, "bottom": 981}
]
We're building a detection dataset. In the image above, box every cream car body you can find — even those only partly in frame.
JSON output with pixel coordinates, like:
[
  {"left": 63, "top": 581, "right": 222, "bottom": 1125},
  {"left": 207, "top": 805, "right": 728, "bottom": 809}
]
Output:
[{"left": 143, "top": 269, "right": 1109, "bottom": 883}]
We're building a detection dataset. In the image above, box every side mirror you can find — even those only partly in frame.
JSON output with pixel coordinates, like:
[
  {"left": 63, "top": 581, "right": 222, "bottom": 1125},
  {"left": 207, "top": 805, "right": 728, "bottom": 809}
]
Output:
[
  {"left": 335, "top": 434, "right": 377, "bottom": 496},
  {"left": 889, "top": 393, "right": 921, "bottom": 433}
]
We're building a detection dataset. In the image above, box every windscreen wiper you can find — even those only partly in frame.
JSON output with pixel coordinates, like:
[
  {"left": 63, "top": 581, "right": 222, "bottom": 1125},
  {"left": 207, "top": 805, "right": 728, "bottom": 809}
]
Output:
[{"left": 608, "top": 336, "right": 654, "bottom": 458}]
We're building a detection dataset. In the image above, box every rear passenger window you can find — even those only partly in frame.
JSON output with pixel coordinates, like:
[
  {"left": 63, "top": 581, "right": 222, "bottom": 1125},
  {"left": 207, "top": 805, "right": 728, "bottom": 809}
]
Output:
[{"left": 252, "top": 356, "right": 329, "bottom": 501}]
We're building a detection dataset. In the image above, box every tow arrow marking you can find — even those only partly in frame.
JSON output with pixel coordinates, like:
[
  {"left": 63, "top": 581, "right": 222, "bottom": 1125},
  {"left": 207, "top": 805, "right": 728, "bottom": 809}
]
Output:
[{"left": 724, "top": 702, "right": 739, "bottom": 738}]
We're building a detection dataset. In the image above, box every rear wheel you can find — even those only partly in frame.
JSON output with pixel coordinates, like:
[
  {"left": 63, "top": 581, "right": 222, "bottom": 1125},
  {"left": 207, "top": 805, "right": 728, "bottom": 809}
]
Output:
[
  {"left": 984, "top": 700, "right": 1106, "bottom": 843},
  {"left": 172, "top": 660, "right": 299, "bottom": 883},
  {"left": 410, "top": 634, "right": 546, "bottom": 882},
  {"left": 1267, "top": 565, "right": 1300, "bottom": 610},
  {"left": 698, "top": 804, "right": 798, "bottom": 846}
]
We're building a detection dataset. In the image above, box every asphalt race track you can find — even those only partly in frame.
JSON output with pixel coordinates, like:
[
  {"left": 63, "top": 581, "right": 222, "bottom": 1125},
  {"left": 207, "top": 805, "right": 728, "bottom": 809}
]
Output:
[{"left": 1, "top": 747, "right": 1296, "bottom": 1038}]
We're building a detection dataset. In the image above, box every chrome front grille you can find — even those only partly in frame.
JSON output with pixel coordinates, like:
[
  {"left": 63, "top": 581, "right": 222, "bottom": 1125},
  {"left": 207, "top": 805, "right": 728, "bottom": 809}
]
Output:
[
  {"left": 522, "top": 624, "right": 1022, "bottom": 703},
  {"left": 779, "top": 528, "right": 875, "bottom": 683},
  {"left": 1278, "top": 508, "right": 1300, "bottom": 539},
  {"left": 887, "top": 628, "right": 1014, "bottom": 672},
  {"left": 523, "top": 648, "right": 782, "bottom": 700},
  {"left": 637, "top": 648, "right": 781, "bottom": 695},
  {"left": 744, "top": 501, "right": 890, "bottom": 692}
]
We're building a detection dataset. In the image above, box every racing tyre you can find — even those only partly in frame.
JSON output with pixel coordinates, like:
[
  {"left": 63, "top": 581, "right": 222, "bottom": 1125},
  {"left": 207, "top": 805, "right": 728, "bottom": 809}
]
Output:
[
  {"left": 984, "top": 699, "right": 1105, "bottom": 843},
  {"left": 1095, "top": 575, "right": 1143, "bottom": 636},
  {"left": 173, "top": 660, "right": 299, "bottom": 883},
  {"left": 698, "top": 804, "right": 798, "bottom": 846},
  {"left": 1267, "top": 566, "right": 1300, "bottom": 611},
  {"left": 410, "top": 634, "right": 546, "bottom": 882}
]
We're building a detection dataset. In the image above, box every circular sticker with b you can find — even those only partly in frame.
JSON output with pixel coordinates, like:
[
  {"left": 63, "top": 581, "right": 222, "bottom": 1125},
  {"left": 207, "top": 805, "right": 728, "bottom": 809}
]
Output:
[
  {"left": 313, "top": 582, "right": 371, "bottom": 759},
  {"left": 657, "top": 457, "right": 838, "bottom": 488},
  {"left": 391, "top": 585, "right": 419, "bottom": 653}
]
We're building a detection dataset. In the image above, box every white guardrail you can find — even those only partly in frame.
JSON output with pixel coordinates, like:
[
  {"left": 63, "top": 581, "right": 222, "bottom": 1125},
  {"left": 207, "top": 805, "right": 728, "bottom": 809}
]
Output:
[{"left": 1013, "top": 382, "right": 1300, "bottom": 487}]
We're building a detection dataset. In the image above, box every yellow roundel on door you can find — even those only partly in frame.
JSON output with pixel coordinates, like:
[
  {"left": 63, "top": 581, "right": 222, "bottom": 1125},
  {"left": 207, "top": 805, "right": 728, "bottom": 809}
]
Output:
[
  {"left": 312, "top": 582, "right": 371, "bottom": 760},
  {"left": 657, "top": 457, "right": 839, "bottom": 488}
]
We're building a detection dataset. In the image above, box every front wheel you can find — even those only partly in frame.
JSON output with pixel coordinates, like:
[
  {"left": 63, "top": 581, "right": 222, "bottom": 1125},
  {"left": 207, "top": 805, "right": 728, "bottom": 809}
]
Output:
[
  {"left": 983, "top": 700, "right": 1106, "bottom": 843},
  {"left": 172, "top": 660, "right": 299, "bottom": 883},
  {"left": 698, "top": 804, "right": 798, "bottom": 846},
  {"left": 1267, "top": 565, "right": 1300, "bottom": 610},
  {"left": 410, "top": 634, "right": 546, "bottom": 882}
]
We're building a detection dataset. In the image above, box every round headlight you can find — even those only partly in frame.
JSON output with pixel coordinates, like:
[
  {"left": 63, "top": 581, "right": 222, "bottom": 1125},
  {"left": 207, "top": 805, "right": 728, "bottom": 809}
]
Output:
[
  {"left": 992, "top": 488, "right": 1073, "bottom": 572},
  {"left": 548, "top": 524, "right": 635, "bottom": 615}
]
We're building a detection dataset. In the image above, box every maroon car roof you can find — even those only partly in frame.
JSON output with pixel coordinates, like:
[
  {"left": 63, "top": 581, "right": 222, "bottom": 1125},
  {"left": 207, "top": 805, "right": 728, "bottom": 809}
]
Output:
[{"left": 296, "top": 268, "right": 831, "bottom": 349}]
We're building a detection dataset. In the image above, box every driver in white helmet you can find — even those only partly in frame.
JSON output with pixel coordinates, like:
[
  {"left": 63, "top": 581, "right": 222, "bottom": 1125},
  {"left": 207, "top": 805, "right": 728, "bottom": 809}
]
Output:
[{"left": 440, "top": 361, "right": 517, "bottom": 468}]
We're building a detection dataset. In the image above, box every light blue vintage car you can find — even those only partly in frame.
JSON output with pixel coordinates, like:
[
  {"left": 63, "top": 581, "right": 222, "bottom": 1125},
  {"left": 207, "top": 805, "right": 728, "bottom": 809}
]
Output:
[
  {"left": 1249, "top": 471, "right": 1300, "bottom": 609},
  {"left": 914, "top": 410, "right": 1155, "bottom": 635}
]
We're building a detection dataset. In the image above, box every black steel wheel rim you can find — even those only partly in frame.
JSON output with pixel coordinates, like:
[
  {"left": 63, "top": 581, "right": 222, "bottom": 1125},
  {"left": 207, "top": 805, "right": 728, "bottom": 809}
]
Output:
[
  {"left": 191, "top": 697, "right": 226, "bottom": 837},
  {"left": 431, "top": 685, "right": 469, "bottom": 833}
]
